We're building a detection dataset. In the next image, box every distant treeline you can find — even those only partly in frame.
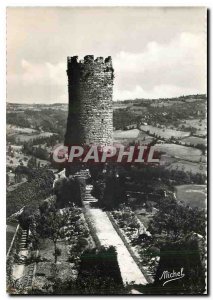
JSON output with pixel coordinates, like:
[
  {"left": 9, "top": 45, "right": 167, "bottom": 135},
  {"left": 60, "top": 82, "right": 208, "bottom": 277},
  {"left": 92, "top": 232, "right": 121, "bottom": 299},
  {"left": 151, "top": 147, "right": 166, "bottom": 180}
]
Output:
[
  {"left": 115, "top": 94, "right": 206, "bottom": 105},
  {"left": 7, "top": 108, "right": 67, "bottom": 136}
]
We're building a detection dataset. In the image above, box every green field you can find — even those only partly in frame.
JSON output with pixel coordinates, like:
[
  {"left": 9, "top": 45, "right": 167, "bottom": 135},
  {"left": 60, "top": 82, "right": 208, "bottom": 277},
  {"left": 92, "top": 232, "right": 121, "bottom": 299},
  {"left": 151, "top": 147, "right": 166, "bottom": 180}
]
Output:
[
  {"left": 113, "top": 129, "right": 140, "bottom": 139},
  {"left": 181, "top": 119, "right": 207, "bottom": 136},
  {"left": 167, "top": 160, "right": 207, "bottom": 175},
  {"left": 155, "top": 143, "right": 202, "bottom": 162},
  {"left": 175, "top": 184, "right": 206, "bottom": 209},
  {"left": 7, "top": 124, "right": 55, "bottom": 143},
  {"left": 14, "top": 131, "right": 54, "bottom": 142},
  {"left": 181, "top": 136, "right": 207, "bottom": 146},
  {"left": 140, "top": 125, "right": 190, "bottom": 139}
]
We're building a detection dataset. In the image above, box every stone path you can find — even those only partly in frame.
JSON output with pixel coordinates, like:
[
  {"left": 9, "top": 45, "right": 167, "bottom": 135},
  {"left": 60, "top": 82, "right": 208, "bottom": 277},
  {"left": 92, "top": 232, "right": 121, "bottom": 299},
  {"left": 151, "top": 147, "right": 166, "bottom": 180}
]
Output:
[
  {"left": 12, "top": 230, "right": 28, "bottom": 281},
  {"left": 84, "top": 184, "right": 148, "bottom": 286},
  {"left": 12, "top": 229, "right": 35, "bottom": 289}
]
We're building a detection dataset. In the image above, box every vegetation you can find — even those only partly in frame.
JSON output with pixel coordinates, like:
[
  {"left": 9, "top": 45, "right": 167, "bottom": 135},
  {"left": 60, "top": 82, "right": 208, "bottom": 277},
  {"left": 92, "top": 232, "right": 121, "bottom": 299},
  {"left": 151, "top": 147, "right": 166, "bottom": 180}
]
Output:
[
  {"left": 75, "top": 246, "right": 124, "bottom": 294},
  {"left": 6, "top": 95, "right": 207, "bottom": 295},
  {"left": 7, "top": 168, "right": 54, "bottom": 217},
  {"left": 36, "top": 199, "right": 69, "bottom": 263},
  {"left": 147, "top": 195, "right": 206, "bottom": 240},
  {"left": 91, "top": 170, "right": 127, "bottom": 210},
  {"left": 53, "top": 176, "right": 85, "bottom": 208},
  {"left": 7, "top": 108, "right": 67, "bottom": 137},
  {"left": 23, "top": 143, "right": 50, "bottom": 160},
  {"left": 128, "top": 165, "right": 206, "bottom": 186},
  {"left": 113, "top": 109, "right": 140, "bottom": 130},
  {"left": 113, "top": 95, "right": 206, "bottom": 131},
  {"left": 139, "top": 236, "right": 206, "bottom": 294}
]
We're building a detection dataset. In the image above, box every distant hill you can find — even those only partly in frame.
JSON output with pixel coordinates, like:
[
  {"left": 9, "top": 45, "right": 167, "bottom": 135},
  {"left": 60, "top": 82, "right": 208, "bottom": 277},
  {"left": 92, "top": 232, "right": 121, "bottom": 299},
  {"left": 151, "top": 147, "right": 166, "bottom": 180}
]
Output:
[{"left": 7, "top": 94, "right": 207, "bottom": 134}]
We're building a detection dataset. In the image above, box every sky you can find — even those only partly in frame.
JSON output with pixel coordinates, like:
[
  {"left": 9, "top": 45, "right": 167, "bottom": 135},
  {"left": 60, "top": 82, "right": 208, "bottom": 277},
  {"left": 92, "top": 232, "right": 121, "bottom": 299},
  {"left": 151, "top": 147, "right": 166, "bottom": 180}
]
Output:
[{"left": 7, "top": 7, "right": 207, "bottom": 103}]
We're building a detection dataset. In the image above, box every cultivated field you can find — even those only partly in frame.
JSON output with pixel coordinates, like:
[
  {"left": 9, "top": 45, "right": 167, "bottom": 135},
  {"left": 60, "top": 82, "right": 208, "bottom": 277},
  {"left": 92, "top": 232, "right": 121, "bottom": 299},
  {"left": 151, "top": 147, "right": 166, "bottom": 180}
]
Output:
[
  {"left": 137, "top": 131, "right": 154, "bottom": 145},
  {"left": 7, "top": 125, "right": 55, "bottom": 143},
  {"left": 185, "top": 98, "right": 205, "bottom": 102},
  {"left": 7, "top": 145, "right": 50, "bottom": 168},
  {"left": 6, "top": 125, "right": 37, "bottom": 134},
  {"left": 15, "top": 132, "right": 54, "bottom": 142},
  {"left": 113, "top": 129, "right": 140, "bottom": 139},
  {"left": 175, "top": 184, "right": 206, "bottom": 209},
  {"left": 140, "top": 125, "right": 190, "bottom": 139},
  {"left": 166, "top": 160, "right": 207, "bottom": 175},
  {"left": 7, "top": 125, "right": 56, "bottom": 142},
  {"left": 154, "top": 143, "right": 202, "bottom": 162},
  {"left": 150, "top": 100, "right": 183, "bottom": 107},
  {"left": 180, "top": 119, "right": 207, "bottom": 136},
  {"left": 181, "top": 136, "right": 207, "bottom": 146}
]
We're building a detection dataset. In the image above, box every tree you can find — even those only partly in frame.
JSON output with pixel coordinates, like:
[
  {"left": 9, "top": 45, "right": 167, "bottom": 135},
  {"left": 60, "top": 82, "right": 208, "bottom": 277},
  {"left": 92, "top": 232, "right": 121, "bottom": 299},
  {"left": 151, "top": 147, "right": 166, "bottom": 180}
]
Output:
[
  {"left": 54, "top": 176, "right": 83, "bottom": 208},
  {"left": 18, "top": 206, "right": 35, "bottom": 230},
  {"left": 148, "top": 195, "right": 206, "bottom": 241},
  {"left": 36, "top": 198, "right": 69, "bottom": 263},
  {"left": 27, "top": 156, "right": 37, "bottom": 169},
  {"left": 140, "top": 236, "right": 206, "bottom": 294},
  {"left": 7, "top": 169, "right": 54, "bottom": 217}
]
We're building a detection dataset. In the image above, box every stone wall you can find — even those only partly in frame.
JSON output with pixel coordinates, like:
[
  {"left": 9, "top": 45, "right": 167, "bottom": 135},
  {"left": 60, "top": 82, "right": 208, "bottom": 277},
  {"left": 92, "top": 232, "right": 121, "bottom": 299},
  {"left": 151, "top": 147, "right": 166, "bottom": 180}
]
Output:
[{"left": 65, "top": 55, "right": 114, "bottom": 146}]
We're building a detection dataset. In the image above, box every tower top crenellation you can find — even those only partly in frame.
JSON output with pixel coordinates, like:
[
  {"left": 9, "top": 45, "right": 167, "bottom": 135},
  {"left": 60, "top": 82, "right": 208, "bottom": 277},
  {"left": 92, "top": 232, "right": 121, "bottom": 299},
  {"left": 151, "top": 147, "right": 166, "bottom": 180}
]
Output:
[{"left": 67, "top": 55, "right": 112, "bottom": 69}]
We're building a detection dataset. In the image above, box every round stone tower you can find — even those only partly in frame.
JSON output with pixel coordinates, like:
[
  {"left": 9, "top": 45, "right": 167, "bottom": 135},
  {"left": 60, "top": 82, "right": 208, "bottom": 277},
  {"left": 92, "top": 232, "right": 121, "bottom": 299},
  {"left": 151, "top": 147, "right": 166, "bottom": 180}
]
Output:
[{"left": 65, "top": 55, "right": 114, "bottom": 146}]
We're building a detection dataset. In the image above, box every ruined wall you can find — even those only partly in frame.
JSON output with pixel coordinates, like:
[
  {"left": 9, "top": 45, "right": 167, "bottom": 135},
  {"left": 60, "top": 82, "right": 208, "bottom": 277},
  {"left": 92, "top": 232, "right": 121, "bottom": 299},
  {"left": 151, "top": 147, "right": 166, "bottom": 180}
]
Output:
[{"left": 65, "top": 55, "right": 114, "bottom": 146}]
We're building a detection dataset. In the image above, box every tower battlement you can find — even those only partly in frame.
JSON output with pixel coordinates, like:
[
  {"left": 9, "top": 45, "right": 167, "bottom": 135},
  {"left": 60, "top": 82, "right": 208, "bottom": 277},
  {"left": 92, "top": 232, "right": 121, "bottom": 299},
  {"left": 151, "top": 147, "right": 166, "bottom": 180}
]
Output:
[
  {"left": 67, "top": 55, "right": 112, "bottom": 68},
  {"left": 65, "top": 55, "right": 114, "bottom": 146}
]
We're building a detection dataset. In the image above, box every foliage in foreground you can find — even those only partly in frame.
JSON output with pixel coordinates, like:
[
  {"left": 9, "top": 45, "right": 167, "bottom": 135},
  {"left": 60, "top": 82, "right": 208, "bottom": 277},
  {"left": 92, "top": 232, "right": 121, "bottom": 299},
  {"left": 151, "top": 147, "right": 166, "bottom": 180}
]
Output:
[{"left": 7, "top": 168, "right": 54, "bottom": 217}]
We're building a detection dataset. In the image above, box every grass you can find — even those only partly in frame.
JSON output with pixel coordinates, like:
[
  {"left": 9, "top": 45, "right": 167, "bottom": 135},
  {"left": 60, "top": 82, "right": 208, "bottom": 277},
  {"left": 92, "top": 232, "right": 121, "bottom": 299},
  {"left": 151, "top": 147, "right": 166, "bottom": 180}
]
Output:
[
  {"left": 7, "top": 125, "right": 38, "bottom": 134},
  {"left": 181, "top": 119, "right": 207, "bottom": 136},
  {"left": 175, "top": 184, "right": 206, "bottom": 209},
  {"left": 140, "top": 125, "right": 190, "bottom": 139},
  {"left": 166, "top": 160, "right": 207, "bottom": 175},
  {"left": 113, "top": 129, "right": 140, "bottom": 139},
  {"left": 15, "top": 132, "right": 54, "bottom": 143},
  {"left": 150, "top": 100, "right": 183, "bottom": 107},
  {"left": 181, "top": 136, "right": 207, "bottom": 146},
  {"left": 155, "top": 143, "right": 202, "bottom": 162},
  {"left": 7, "top": 124, "right": 55, "bottom": 143}
]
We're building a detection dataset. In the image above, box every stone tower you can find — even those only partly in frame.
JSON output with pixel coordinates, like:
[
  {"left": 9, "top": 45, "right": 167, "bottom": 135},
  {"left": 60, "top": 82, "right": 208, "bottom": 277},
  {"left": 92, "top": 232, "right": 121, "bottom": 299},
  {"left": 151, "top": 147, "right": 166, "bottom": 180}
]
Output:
[{"left": 65, "top": 55, "right": 114, "bottom": 146}]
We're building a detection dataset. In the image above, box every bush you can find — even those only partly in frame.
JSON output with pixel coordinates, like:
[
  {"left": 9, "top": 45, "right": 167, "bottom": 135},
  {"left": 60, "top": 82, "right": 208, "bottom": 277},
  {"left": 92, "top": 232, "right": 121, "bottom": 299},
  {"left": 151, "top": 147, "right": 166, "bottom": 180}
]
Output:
[
  {"left": 54, "top": 177, "right": 83, "bottom": 208},
  {"left": 76, "top": 246, "right": 124, "bottom": 294},
  {"left": 54, "top": 247, "right": 62, "bottom": 258}
]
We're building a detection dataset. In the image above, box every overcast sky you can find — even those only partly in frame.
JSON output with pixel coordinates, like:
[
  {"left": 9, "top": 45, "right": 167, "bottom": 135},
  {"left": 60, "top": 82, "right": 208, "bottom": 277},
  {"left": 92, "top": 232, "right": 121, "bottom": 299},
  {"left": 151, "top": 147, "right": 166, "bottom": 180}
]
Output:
[{"left": 7, "top": 7, "right": 207, "bottom": 103}]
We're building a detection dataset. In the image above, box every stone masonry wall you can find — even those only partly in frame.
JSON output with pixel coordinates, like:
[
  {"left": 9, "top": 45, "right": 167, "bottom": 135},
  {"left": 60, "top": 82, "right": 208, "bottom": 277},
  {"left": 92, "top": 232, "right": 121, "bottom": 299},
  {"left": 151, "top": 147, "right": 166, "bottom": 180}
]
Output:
[{"left": 65, "top": 55, "right": 114, "bottom": 146}]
